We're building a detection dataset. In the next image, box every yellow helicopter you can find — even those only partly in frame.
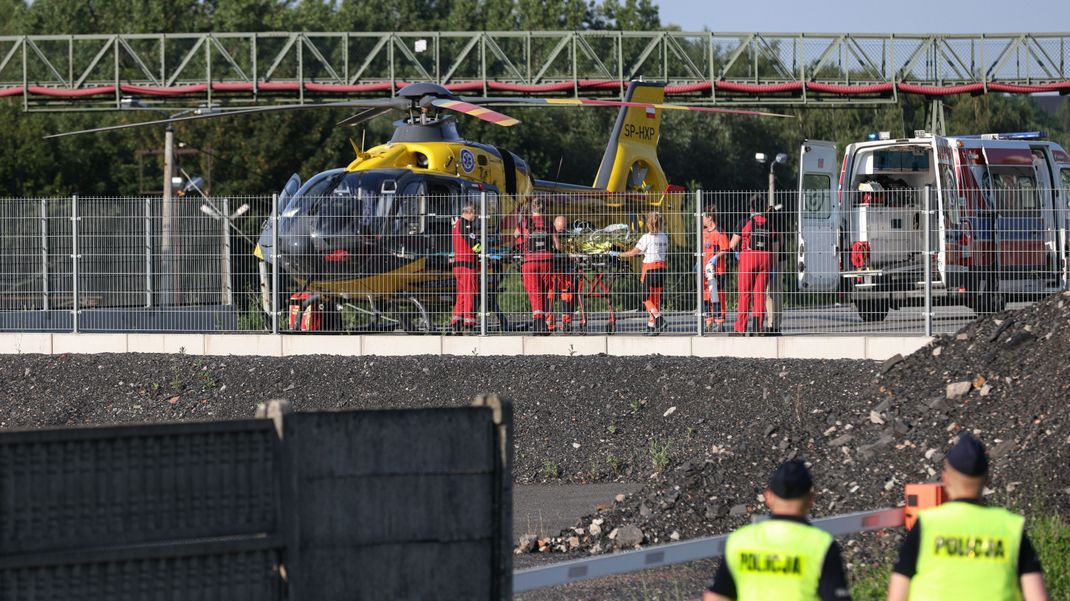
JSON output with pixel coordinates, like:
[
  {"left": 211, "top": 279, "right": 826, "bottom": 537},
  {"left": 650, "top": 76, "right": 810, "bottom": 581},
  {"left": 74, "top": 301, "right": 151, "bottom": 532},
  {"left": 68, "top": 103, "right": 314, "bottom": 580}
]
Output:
[{"left": 46, "top": 81, "right": 784, "bottom": 333}]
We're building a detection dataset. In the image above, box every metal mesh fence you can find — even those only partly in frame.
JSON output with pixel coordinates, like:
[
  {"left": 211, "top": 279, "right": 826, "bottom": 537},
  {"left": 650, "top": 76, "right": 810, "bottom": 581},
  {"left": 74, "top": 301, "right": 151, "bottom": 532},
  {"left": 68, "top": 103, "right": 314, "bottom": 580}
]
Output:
[{"left": 1, "top": 185, "right": 1067, "bottom": 335}]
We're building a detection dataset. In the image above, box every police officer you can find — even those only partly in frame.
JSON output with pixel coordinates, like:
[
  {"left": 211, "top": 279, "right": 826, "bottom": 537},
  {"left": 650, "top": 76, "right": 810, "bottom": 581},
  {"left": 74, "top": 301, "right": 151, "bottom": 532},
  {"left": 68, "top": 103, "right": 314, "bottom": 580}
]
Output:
[
  {"left": 887, "top": 433, "right": 1049, "bottom": 601},
  {"left": 704, "top": 460, "right": 851, "bottom": 601}
]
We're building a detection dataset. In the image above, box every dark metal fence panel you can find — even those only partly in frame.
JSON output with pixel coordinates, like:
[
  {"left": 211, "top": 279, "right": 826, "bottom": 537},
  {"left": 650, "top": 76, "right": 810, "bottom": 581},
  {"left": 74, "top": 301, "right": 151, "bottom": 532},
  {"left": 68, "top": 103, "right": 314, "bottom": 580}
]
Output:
[
  {"left": 0, "top": 420, "right": 284, "bottom": 601},
  {"left": 284, "top": 407, "right": 507, "bottom": 601},
  {"left": 0, "top": 550, "right": 281, "bottom": 601},
  {"left": 0, "top": 421, "right": 280, "bottom": 552}
]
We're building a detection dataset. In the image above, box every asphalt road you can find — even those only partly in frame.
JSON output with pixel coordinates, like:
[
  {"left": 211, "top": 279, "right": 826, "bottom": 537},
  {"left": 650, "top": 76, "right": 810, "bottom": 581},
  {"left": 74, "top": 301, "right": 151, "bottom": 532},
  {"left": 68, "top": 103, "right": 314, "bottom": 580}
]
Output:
[{"left": 514, "top": 483, "right": 642, "bottom": 541}]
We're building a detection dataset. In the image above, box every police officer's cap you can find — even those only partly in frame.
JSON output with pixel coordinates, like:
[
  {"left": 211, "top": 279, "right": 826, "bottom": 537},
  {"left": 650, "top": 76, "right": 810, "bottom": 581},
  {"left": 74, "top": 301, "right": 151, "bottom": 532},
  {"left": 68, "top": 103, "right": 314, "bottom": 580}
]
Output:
[
  {"left": 946, "top": 432, "right": 989, "bottom": 477},
  {"left": 768, "top": 459, "right": 813, "bottom": 499}
]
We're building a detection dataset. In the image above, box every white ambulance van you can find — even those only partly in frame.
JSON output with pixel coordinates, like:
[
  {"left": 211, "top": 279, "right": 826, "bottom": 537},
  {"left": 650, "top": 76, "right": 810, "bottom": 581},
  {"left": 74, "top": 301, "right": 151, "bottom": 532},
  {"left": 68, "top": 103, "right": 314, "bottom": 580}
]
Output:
[{"left": 797, "top": 132, "right": 1070, "bottom": 322}]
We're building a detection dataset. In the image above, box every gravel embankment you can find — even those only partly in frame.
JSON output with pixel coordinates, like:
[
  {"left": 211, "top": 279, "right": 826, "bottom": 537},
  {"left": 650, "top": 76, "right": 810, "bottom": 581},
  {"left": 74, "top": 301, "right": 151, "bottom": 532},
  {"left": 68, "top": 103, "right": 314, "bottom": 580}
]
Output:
[
  {"left": 524, "top": 292, "right": 1070, "bottom": 570},
  {"left": 2, "top": 292, "right": 1068, "bottom": 600}
]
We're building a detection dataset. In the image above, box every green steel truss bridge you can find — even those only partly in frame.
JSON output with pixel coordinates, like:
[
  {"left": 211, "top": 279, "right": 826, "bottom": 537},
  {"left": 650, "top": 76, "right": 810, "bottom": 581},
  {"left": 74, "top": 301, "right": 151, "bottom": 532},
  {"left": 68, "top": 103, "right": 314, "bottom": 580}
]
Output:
[{"left": 1, "top": 31, "right": 1069, "bottom": 111}]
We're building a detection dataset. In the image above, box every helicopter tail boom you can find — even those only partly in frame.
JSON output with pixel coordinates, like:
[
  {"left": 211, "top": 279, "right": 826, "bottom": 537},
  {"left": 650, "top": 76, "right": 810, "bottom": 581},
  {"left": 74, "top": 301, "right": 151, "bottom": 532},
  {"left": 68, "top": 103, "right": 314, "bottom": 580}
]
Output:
[{"left": 593, "top": 82, "right": 669, "bottom": 195}]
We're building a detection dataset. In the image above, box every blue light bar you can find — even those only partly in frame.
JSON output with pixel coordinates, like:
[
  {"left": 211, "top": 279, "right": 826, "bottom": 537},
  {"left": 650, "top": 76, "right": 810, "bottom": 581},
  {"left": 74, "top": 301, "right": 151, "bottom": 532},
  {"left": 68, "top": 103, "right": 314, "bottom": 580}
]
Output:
[
  {"left": 964, "top": 131, "right": 1048, "bottom": 140},
  {"left": 998, "top": 131, "right": 1046, "bottom": 139}
]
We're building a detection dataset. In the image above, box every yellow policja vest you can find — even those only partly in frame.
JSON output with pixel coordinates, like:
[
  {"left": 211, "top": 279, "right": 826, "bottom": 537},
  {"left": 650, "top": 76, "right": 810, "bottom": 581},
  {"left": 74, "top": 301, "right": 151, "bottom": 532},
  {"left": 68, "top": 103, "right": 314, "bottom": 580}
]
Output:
[
  {"left": 725, "top": 518, "right": 833, "bottom": 601},
  {"left": 910, "top": 501, "right": 1024, "bottom": 601}
]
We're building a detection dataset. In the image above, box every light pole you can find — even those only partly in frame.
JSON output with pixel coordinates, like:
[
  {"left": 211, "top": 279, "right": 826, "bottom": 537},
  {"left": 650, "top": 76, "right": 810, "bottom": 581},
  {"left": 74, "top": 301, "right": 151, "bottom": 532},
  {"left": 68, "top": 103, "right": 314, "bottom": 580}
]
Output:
[
  {"left": 754, "top": 152, "right": 788, "bottom": 208},
  {"left": 120, "top": 98, "right": 214, "bottom": 306},
  {"left": 753, "top": 151, "right": 789, "bottom": 335}
]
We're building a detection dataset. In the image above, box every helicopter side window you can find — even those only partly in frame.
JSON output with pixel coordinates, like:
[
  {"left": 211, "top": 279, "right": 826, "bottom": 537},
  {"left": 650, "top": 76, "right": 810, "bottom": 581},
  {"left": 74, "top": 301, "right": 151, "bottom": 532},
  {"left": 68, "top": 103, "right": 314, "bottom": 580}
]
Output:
[
  {"left": 483, "top": 190, "right": 500, "bottom": 235},
  {"left": 425, "top": 181, "right": 459, "bottom": 253},
  {"left": 394, "top": 181, "right": 424, "bottom": 237}
]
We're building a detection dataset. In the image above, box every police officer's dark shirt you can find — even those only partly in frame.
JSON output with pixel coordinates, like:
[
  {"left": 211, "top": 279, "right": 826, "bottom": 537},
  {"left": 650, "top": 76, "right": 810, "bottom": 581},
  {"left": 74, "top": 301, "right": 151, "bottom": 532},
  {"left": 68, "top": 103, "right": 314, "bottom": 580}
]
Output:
[
  {"left": 706, "top": 515, "right": 852, "bottom": 600},
  {"left": 892, "top": 499, "right": 1043, "bottom": 577}
]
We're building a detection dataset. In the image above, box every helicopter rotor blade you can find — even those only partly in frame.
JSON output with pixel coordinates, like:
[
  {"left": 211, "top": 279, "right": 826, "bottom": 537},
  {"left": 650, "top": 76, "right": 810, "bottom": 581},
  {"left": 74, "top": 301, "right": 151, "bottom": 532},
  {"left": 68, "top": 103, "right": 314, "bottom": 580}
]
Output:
[
  {"left": 462, "top": 96, "right": 793, "bottom": 119},
  {"left": 336, "top": 107, "right": 395, "bottom": 128},
  {"left": 430, "top": 98, "right": 520, "bottom": 127},
  {"left": 43, "top": 98, "right": 406, "bottom": 139}
]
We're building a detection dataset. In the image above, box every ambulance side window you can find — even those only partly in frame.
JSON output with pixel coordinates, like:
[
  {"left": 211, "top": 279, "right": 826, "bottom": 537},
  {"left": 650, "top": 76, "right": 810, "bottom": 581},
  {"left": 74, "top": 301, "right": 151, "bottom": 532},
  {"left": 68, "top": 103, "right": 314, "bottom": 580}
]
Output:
[
  {"left": 1061, "top": 169, "right": 1070, "bottom": 206},
  {"left": 990, "top": 167, "right": 1038, "bottom": 213},
  {"left": 942, "top": 166, "right": 961, "bottom": 224},
  {"left": 801, "top": 174, "right": 832, "bottom": 219}
]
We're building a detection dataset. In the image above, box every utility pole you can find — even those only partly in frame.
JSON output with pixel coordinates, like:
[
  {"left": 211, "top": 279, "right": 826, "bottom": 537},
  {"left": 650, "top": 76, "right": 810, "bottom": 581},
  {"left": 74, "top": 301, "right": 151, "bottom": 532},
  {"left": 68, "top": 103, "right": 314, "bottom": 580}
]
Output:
[{"left": 160, "top": 124, "right": 175, "bottom": 306}]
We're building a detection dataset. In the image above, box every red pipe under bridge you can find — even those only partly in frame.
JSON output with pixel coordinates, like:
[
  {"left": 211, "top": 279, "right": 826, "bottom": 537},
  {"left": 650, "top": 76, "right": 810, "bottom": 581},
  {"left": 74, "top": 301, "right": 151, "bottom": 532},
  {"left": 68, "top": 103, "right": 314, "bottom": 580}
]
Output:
[{"left": 2, "top": 31, "right": 1068, "bottom": 109}]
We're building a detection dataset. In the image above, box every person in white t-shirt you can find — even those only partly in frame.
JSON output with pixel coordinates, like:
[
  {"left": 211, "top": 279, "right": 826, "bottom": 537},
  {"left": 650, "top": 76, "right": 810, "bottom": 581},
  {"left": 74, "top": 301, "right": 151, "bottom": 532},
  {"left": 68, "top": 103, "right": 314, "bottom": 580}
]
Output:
[{"left": 617, "top": 211, "right": 669, "bottom": 335}]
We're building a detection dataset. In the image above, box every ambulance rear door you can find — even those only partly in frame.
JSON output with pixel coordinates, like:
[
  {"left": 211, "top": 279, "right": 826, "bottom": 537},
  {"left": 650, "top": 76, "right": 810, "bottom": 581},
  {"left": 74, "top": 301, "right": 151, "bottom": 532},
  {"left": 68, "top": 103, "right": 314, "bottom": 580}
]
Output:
[
  {"left": 797, "top": 140, "right": 840, "bottom": 292},
  {"left": 1056, "top": 146, "right": 1070, "bottom": 287},
  {"left": 983, "top": 145, "right": 1049, "bottom": 285},
  {"left": 932, "top": 135, "right": 959, "bottom": 286},
  {"left": 1029, "top": 144, "right": 1062, "bottom": 289}
]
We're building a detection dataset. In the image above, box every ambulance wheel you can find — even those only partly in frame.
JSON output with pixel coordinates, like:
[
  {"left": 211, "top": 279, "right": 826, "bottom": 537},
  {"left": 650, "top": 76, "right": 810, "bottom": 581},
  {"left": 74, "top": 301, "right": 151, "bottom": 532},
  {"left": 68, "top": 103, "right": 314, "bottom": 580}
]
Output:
[{"left": 855, "top": 300, "right": 889, "bottom": 323}]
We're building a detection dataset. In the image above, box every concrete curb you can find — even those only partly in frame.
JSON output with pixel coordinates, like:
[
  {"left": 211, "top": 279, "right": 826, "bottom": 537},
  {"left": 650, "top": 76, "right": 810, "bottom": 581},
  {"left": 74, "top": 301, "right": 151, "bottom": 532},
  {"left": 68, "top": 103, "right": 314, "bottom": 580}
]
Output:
[{"left": 0, "top": 333, "right": 929, "bottom": 360}]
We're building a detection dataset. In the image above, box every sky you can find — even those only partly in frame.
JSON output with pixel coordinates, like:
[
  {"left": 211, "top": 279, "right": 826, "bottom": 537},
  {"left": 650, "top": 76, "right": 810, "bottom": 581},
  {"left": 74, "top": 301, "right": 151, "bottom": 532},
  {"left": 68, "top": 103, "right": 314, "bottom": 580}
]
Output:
[{"left": 655, "top": 0, "right": 1070, "bottom": 33}]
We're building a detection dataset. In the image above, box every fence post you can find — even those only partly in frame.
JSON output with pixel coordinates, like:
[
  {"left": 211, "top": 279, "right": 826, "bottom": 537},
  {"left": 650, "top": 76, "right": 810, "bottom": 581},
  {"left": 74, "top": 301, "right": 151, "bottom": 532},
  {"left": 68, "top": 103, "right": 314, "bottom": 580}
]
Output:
[
  {"left": 40, "top": 198, "right": 49, "bottom": 311},
  {"left": 695, "top": 189, "right": 704, "bottom": 336},
  {"left": 145, "top": 195, "right": 153, "bottom": 308},
  {"left": 923, "top": 185, "right": 933, "bottom": 337},
  {"left": 1061, "top": 225, "right": 1068, "bottom": 290},
  {"left": 70, "top": 195, "right": 79, "bottom": 333},
  {"left": 271, "top": 193, "right": 279, "bottom": 335},
  {"left": 480, "top": 191, "right": 488, "bottom": 336}
]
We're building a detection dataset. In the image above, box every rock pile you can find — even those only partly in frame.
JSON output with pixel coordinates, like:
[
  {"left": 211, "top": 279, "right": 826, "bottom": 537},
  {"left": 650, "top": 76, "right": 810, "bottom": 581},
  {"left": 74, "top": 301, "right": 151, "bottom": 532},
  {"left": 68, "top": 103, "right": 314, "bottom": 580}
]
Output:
[{"left": 521, "top": 292, "right": 1070, "bottom": 560}]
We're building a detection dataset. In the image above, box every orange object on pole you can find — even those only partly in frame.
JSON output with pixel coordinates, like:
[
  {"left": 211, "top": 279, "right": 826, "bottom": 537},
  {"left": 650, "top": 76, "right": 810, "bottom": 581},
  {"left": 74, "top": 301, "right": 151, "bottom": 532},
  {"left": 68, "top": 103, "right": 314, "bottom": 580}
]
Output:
[{"left": 904, "top": 483, "right": 946, "bottom": 530}]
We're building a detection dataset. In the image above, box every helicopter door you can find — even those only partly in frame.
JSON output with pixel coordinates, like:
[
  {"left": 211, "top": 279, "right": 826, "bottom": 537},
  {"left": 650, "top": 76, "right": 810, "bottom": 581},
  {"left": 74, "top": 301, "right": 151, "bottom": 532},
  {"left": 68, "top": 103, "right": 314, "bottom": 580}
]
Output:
[
  {"left": 797, "top": 140, "right": 839, "bottom": 292},
  {"left": 425, "top": 180, "right": 460, "bottom": 259},
  {"left": 257, "top": 173, "right": 302, "bottom": 264}
]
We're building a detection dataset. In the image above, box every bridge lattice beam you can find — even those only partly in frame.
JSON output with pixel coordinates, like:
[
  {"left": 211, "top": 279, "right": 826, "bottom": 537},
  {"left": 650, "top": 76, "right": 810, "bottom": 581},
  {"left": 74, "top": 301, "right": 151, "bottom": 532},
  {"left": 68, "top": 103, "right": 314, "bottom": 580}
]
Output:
[{"left": 0, "top": 31, "right": 1067, "bottom": 110}]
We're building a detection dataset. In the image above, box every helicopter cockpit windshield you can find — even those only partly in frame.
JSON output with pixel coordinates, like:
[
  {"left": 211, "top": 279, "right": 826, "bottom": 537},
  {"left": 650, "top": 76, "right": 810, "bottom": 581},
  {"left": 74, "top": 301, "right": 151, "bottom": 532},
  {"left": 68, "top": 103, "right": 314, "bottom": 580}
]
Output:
[
  {"left": 312, "top": 171, "right": 399, "bottom": 239},
  {"left": 264, "top": 167, "right": 488, "bottom": 276}
]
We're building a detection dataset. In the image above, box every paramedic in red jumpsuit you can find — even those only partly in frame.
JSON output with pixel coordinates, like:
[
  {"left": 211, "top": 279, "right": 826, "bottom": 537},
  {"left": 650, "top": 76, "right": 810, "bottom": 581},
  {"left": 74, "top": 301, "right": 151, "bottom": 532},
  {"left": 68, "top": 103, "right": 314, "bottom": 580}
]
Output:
[
  {"left": 450, "top": 203, "right": 479, "bottom": 333},
  {"left": 514, "top": 198, "right": 557, "bottom": 334},
  {"left": 730, "top": 199, "right": 775, "bottom": 334}
]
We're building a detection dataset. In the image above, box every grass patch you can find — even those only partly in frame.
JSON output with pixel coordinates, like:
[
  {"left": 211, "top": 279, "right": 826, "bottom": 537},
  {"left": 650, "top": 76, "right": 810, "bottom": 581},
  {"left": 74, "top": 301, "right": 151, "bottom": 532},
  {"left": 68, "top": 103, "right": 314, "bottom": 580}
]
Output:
[
  {"left": 541, "top": 459, "right": 560, "bottom": 480},
  {"left": 850, "top": 565, "right": 891, "bottom": 601},
  {"left": 1031, "top": 513, "right": 1070, "bottom": 598},
  {"left": 649, "top": 437, "right": 671, "bottom": 473}
]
